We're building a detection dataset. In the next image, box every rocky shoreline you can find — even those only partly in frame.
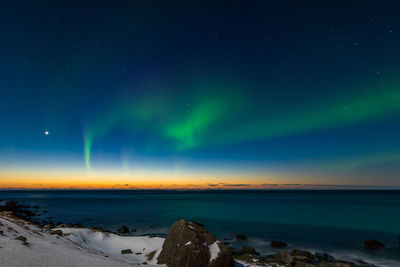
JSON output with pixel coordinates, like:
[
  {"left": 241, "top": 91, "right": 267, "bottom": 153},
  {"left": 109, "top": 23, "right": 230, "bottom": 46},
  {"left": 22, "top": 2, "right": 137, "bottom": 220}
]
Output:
[{"left": 0, "top": 200, "right": 391, "bottom": 267}]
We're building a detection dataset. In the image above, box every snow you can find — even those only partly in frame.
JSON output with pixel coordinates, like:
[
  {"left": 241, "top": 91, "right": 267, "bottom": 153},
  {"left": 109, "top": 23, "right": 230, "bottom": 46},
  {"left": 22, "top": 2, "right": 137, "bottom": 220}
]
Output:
[
  {"left": 0, "top": 212, "right": 134, "bottom": 267},
  {"left": 185, "top": 241, "right": 191, "bottom": 246},
  {"left": 208, "top": 240, "right": 220, "bottom": 262},
  {"left": 57, "top": 227, "right": 165, "bottom": 266},
  {"left": 235, "top": 259, "right": 273, "bottom": 267},
  {"left": 0, "top": 211, "right": 165, "bottom": 267}
]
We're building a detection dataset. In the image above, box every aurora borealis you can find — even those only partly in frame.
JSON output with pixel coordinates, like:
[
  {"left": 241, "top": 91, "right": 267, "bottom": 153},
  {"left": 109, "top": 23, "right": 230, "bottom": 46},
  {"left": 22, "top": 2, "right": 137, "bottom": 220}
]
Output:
[{"left": 1, "top": 1, "right": 400, "bottom": 189}]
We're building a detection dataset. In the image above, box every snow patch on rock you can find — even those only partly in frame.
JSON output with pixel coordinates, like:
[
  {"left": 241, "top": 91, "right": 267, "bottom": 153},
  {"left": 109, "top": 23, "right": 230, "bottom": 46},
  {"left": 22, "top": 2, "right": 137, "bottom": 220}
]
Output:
[{"left": 209, "top": 240, "right": 220, "bottom": 262}]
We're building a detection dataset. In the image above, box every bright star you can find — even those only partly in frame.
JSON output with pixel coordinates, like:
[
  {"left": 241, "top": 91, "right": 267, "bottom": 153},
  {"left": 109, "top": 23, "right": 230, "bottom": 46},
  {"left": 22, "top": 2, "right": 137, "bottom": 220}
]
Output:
[{"left": 44, "top": 131, "right": 49, "bottom": 135}]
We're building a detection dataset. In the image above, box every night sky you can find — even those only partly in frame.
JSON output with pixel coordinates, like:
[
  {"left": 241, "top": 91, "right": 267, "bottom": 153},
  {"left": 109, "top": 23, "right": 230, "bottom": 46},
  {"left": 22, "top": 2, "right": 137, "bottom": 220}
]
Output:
[{"left": 1, "top": 1, "right": 400, "bottom": 189}]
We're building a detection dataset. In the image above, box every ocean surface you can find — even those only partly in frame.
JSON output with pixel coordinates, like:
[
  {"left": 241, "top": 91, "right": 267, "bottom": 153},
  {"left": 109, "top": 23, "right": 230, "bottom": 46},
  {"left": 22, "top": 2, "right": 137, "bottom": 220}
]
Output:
[{"left": 1, "top": 190, "right": 399, "bottom": 266}]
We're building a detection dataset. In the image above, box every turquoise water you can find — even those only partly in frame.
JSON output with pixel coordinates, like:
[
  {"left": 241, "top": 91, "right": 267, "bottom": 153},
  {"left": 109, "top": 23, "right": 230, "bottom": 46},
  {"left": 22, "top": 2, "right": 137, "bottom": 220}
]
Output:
[{"left": 1, "top": 190, "right": 399, "bottom": 265}]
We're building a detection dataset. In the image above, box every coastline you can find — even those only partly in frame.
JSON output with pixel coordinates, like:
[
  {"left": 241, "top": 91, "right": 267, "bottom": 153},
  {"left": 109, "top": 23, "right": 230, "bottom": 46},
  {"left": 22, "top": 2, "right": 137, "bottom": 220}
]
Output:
[{"left": 0, "top": 199, "right": 389, "bottom": 267}]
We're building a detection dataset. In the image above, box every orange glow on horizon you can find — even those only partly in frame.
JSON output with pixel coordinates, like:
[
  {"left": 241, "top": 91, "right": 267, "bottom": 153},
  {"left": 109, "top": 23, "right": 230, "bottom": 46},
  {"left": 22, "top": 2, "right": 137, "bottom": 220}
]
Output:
[{"left": 0, "top": 167, "right": 365, "bottom": 190}]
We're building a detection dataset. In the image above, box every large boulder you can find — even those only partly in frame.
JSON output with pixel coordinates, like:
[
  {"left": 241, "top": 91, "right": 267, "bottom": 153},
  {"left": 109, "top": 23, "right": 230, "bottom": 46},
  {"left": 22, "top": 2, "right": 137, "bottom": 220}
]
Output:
[
  {"left": 118, "top": 225, "right": 129, "bottom": 234},
  {"left": 157, "top": 219, "right": 234, "bottom": 267},
  {"left": 363, "top": 239, "right": 385, "bottom": 250},
  {"left": 240, "top": 245, "right": 256, "bottom": 255},
  {"left": 271, "top": 240, "right": 287, "bottom": 248},
  {"left": 274, "top": 251, "right": 294, "bottom": 264}
]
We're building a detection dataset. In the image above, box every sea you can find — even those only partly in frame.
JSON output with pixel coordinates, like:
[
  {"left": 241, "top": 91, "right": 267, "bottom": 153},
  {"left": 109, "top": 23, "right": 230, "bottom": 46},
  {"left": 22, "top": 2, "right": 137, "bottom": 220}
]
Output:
[{"left": 1, "top": 189, "right": 399, "bottom": 266}]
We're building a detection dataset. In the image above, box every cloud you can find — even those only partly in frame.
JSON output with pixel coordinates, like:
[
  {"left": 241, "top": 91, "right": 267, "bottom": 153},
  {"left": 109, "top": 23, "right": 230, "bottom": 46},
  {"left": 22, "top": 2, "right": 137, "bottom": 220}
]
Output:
[
  {"left": 222, "top": 183, "right": 250, "bottom": 187},
  {"left": 207, "top": 183, "right": 219, "bottom": 187}
]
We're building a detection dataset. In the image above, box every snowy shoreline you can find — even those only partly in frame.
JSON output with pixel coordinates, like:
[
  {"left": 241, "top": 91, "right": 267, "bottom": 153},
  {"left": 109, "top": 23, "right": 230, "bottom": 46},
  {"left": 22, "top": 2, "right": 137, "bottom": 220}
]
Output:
[
  {"left": 0, "top": 211, "right": 165, "bottom": 267},
  {"left": 1, "top": 200, "right": 396, "bottom": 267}
]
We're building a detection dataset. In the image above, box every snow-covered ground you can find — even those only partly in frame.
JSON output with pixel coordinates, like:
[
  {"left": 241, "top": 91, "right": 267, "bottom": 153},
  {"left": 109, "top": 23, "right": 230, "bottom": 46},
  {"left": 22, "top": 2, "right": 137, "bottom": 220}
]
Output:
[
  {"left": 57, "top": 227, "right": 164, "bottom": 266},
  {"left": 0, "top": 211, "right": 165, "bottom": 267}
]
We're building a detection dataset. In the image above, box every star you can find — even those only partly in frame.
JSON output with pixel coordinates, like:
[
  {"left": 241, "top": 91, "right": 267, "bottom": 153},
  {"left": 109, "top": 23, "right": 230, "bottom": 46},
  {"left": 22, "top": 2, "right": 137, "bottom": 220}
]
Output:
[{"left": 44, "top": 131, "right": 49, "bottom": 135}]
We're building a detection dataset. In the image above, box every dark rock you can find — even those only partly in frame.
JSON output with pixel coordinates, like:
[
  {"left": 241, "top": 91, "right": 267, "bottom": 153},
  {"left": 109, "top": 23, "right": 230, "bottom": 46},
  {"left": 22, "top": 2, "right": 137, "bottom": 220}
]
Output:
[
  {"left": 0, "top": 230, "right": 3, "bottom": 235},
  {"left": 398, "top": 236, "right": 400, "bottom": 246},
  {"left": 15, "top": 236, "right": 27, "bottom": 242},
  {"left": 157, "top": 219, "right": 234, "bottom": 267},
  {"left": 271, "top": 240, "right": 287, "bottom": 248},
  {"left": 0, "top": 200, "right": 36, "bottom": 217},
  {"left": 146, "top": 250, "right": 157, "bottom": 261},
  {"left": 236, "top": 234, "right": 247, "bottom": 241},
  {"left": 49, "top": 230, "right": 63, "bottom": 237},
  {"left": 234, "top": 253, "right": 265, "bottom": 265},
  {"left": 364, "top": 239, "right": 385, "bottom": 250},
  {"left": 57, "top": 224, "right": 71, "bottom": 228},
  {"left": 135, "top": 252, "right": 142, "bottom": 255},
  {"left": 121, "top": 249, "right": 133, "bottom": 254},
  {"left": 0, "top": 200, "right": 17, "bottom": 211},
  {"left": 290, "top": 249, "right": 314, "bottom": 262},
  {"left": 265, "top": 254, "right": 275, "bottom": 263},
  {"left": 43, "top": 224, "right": 53, "bottom": 230},
  {"left": 315, "top": 252, "right": 335, "bottom": 262},
  {"left": 274, "top": 251, "right": 294, "bottom": 263},
  {"left": 118, "top": 225, "right": 129, "bottom": 234},
  {"left": 91, "top": 227, "right": 104, "bottom": 232},
  {"left": 131, "top": 228, "right": 137, "bottom": 232},
  {"left": 240, "top": 245, "right": 256, "bottom": 255}
]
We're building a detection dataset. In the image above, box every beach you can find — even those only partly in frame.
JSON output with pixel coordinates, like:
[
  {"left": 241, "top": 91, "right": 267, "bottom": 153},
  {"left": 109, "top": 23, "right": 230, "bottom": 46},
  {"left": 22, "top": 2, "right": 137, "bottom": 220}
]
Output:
[{"left": 1, "top": 191, "right": 400, "bottom": 266}]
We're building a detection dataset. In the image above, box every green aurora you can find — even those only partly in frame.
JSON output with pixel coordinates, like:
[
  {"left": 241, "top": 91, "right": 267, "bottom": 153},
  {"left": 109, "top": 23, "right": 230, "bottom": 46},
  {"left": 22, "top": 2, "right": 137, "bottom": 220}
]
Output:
[{"left": 84, "top": 81, "right": 400, "bottom": 171}]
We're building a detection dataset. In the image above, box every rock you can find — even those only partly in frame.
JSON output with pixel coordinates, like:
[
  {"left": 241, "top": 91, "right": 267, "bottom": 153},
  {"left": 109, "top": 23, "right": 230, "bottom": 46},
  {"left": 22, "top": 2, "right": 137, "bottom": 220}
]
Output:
[
  {"left": 15, "top": 236, "right": 27, "bottom": 242},
  {"left": 56, "top": 224, "right": 71, "bottom": 228},
  {"left": 294, "top": 255, "right": 309, "bottom": 262},
  {"left": 43, "top": 224, "right": 53, "bottom": 230},
  {"left": 363, "top": 239, "right": 385, "bottom": 250},
  {"left": 121, "top": 249, "right": 133, "bottom": 254},
  {"left": 315, "top": 263, "right": 353, "bottom": 267},
  {"left": 0, "top": 200, "right": 17, "bottom": 211},
  {"left": 236, "top": 234, "right": 247, "bottom": 241},
  {"left": 265, "top": 255, "right": 275, "bottom": 263},
  {"left": 271, "top": 240, "right": 287, "bottom": 248},
  {"left": 290, "top": 249, "right": 314, "bottom": 262},
  {"left": 274, "top": 251, "right": 294, "bottom": 264},
  {"left": 91, "top": 227, "right": 104, "bottom": 232},
  {"left": 157, "top": 219, "right": 234, "bottom": 267},
  {"left": 146, "top": 250, "right": 157, "bottom": 261},
  {"left": 240, "top": 245, "right": 256, "bottom": 255},
  {"left": 118, "top": 225, "right": 129, "bottom": 234},
  {"left": 131, "top": 228, "right": 137, "bottom": 232},
  {"left": 294, "top": 262, "right": 308, "bottom": 267},
  {"left": 0, "top": 230, "right": 3, "bottom": 235},
  {"left": 234, "top": 253, "right": 265, "bottom": 266},
  {"left": 315, "top": 252, "right": 335, "bottom": 262},
  {"left": 49, "top": 230, "right": 63, "bottom": 237}
]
